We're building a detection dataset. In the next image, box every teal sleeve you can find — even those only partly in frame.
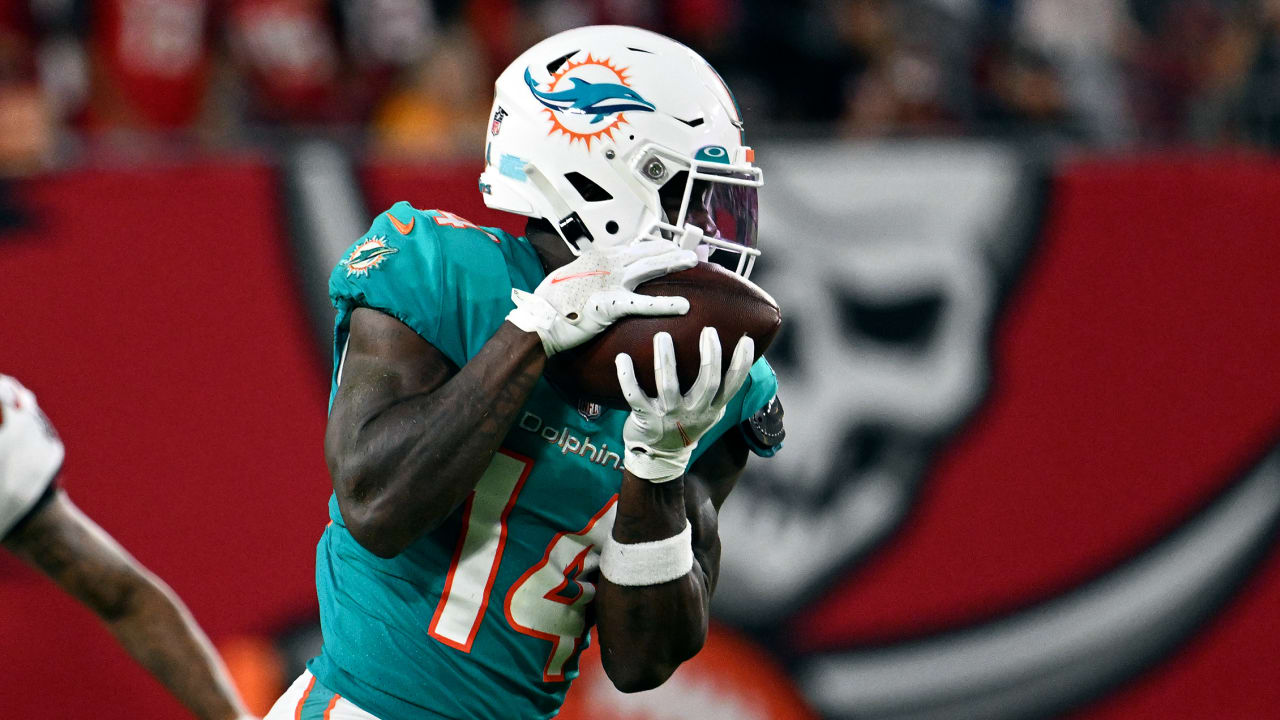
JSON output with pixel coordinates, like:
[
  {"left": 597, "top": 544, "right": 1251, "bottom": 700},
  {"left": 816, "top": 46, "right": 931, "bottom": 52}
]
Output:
[
  {"left": 326, "top": 204, "right": 534, "bottom": 412},
  {"left": 329, "top": 201, "right": 445, "bottom": 343},
  {"left": 691, "top": 357, "right": 781, "bottom": 462},
  {"left": 327, "top": 204, "right": 457, "bottom": 411}
]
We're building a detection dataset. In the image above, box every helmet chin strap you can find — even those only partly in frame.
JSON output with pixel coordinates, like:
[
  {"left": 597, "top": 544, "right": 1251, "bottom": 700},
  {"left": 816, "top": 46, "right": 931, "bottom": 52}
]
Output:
[
  {"left": 678, "top": 225, "right": 712, "bottom": 262},
  {"left": 677, "top": 223, "right": 707, "bottom": 251},
  {"left": 525, "top": 163, "right": 593, "bottom": 255},
  {"left": 646, "top": 219, "right": 759, "bottom": 276},
  {"left": 645, "top": 220, "right": 705, "bottom": 249}
]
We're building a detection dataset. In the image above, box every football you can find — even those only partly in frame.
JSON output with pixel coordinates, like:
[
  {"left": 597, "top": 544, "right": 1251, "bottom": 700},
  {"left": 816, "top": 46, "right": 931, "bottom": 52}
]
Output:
[{"left": 546, "top": 262, "right": 783, "bottom": 409}]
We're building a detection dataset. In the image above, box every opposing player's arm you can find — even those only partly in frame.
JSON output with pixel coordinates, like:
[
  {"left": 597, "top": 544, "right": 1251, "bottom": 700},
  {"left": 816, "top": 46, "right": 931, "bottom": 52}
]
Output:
[
  {"left": 594, "top": 432, "right": 747, "bottom": 692},
  {"left": 326, "top": 308, "right": 545, "bottom": 558},
  {"left": 3, "top": 490, "right": 250, "bottom": 720}
]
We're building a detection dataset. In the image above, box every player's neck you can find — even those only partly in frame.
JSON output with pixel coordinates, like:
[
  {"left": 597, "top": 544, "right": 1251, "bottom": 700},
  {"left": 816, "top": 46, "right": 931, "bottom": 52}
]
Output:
[{"left": 527, "top": 222, "right": 578, "bottom": 274}]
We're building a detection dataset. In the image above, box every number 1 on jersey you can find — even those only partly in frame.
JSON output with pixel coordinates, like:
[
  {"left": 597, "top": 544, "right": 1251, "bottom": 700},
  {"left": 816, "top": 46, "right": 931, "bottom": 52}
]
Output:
[{"left": 427, "top": 450, "right": 532, "bottom": 652}]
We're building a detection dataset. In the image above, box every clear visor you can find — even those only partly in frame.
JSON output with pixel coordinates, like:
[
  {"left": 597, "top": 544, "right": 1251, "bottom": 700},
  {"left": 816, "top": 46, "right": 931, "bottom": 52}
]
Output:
[{"left": 656, "top": 163, "right": 762, "bottom": 277}]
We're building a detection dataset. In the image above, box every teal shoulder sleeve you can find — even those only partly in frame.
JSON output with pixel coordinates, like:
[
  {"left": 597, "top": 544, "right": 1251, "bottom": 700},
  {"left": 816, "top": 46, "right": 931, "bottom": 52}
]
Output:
[
  {"left": 691, "top": 357, "right": 781, "bottom": 462},
  {"left": 329, "top": 204, "right": 525, "bottom": 376},
  {"left": 418, "top": 211, "right": 532, "bottom": 365},
  {"left": 329, "top": 202, "right": 449, "bottom": 358}
]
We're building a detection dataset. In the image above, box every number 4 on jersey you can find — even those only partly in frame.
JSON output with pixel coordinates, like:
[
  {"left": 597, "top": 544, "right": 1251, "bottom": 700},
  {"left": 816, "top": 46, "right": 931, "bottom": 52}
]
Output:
[
  {"left": 428, "top": 450, "right": 617, "bottom": 681},
  {"left": 505, "top": 497, "right": 617, "bottom": 681}
]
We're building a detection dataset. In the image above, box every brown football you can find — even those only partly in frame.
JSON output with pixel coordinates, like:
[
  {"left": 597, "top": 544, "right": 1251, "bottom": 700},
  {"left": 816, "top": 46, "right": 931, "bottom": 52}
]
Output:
[{"left": 545, "top": 262, "right": 782, "bottom": 409}]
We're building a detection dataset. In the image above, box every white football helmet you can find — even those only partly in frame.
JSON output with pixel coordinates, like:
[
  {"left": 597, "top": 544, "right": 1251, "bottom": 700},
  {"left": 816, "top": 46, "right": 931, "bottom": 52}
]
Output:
[{"left": 480, "top": 25, "right": 763, "bottom": 277}]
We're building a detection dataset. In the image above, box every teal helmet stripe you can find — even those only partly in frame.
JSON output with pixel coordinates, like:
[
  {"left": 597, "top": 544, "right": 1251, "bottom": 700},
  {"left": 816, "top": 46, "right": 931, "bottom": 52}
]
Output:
[{"left": 695, "top": 146, "right": 732, "bottom": 164}]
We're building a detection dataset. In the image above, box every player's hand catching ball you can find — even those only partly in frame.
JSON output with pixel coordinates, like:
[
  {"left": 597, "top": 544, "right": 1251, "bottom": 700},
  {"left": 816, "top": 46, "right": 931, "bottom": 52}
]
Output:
[
  {"left": 507, "top": 240, "right": 697, "bottom": 356},
  {"left": 615, "top": 328, "right": 754, "bottom": 482}
]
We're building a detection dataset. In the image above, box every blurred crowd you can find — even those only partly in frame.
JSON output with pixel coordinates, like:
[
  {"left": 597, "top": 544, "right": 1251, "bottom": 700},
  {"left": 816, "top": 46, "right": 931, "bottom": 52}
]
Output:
[{"left": 3, "top": 0, "right": 1280, "bottom": 173}]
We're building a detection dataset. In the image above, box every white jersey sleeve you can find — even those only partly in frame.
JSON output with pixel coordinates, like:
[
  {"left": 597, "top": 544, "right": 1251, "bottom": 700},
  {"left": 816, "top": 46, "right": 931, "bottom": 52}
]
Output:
[{"left": 0, "top": 375, "right": 65, "bottom": 537}]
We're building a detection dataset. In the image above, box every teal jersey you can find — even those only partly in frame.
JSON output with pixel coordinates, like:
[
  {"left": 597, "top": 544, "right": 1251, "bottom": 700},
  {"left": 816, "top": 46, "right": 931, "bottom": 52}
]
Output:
[{"left": 309, "top": 203, "right": 780, "bottom": 720}]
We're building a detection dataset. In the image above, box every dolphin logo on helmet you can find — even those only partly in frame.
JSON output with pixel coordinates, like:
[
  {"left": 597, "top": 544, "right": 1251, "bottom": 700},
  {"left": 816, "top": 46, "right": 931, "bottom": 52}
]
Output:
[{"left": 524, "top": 68, "right": 656, "bottom": 124}]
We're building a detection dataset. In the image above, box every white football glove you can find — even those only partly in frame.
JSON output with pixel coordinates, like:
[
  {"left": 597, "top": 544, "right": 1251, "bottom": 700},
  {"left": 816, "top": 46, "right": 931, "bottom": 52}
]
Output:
[
  {"left": 507, "top": 240, "right": 697, "bottom": 356},
  {"left": 0, "top": 376, "right": 65, "bottom": 530},
  {"left": 615, "top": 328, "right": 755, "bottom": 482}
]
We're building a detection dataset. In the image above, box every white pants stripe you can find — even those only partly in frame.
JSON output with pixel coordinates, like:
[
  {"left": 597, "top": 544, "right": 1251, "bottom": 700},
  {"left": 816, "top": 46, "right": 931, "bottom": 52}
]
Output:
[{"left": 264, "top": 671, "right": 382, "bottom": 720}]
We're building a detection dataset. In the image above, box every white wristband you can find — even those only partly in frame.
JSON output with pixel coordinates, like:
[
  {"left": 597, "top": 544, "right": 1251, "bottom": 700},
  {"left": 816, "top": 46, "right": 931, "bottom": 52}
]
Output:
[{"left": 599, "top": 522, "right": 694, "bottom": 586}]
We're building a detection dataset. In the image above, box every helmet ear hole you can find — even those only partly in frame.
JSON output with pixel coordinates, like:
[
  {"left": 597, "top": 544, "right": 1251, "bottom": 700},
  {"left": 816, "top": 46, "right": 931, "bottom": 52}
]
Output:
[
  {"left": 605, "top": 221, "right": 619, "bottom": 234},
  {"left": 564, "top": 172, "right": 614, "bottom": 202}
]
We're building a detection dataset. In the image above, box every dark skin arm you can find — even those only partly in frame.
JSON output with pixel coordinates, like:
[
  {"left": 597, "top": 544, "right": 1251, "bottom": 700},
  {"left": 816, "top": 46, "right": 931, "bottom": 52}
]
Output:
[
  {"left": 595, "top": 428, "right": 751, "bottom": 692},
  {"left": 3, "top": 490, "right": 248, "bottom": 720},
  {"left": 325, "top": 307, "right": 545, "bottom": 558}
]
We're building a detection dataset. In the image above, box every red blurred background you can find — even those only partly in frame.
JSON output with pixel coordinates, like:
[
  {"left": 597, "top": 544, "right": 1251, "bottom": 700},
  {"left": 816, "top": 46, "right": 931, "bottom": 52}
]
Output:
[
  {"left": 2, "top": 154, "right": 1278, "bottom": 719},
  {"left": 3, "top": 2, "right": 1280, "bottom": 719}
]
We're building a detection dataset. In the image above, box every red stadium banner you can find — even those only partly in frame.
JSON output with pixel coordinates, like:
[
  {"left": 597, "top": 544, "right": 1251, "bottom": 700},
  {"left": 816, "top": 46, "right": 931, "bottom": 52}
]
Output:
[{"left": 1, "top": 147, "right": 1278, "bottom": 719}]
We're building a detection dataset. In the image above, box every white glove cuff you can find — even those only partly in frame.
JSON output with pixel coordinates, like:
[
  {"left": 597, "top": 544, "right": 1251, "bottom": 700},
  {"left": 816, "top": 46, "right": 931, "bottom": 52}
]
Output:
[
  {"left": 506, "top": 290, "right": 557, "bottom": 355},
  {"left": 622, "top": 447, "right": 694, "bottom": 483},
  {"left": 600, "top": 522, "right": 694, "bottom": 586}
]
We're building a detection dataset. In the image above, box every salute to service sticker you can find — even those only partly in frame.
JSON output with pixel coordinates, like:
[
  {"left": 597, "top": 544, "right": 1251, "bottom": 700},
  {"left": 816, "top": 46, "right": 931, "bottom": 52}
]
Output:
[{"left": 341, "top": 235, "right": 398, "bottom": 278}]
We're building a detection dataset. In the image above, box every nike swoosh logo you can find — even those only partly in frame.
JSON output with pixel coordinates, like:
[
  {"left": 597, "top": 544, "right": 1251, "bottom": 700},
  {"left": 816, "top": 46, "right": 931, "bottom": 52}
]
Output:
[
  {"left": 386, "top": 212, "right": 415, "bottom": 235},
  {"left": 550, "top": 270, "right": 611, "bottom": 284}
]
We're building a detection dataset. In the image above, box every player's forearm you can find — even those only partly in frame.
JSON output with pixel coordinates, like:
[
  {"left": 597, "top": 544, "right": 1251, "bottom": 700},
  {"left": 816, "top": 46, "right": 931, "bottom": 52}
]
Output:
[
  {"left": 106, "top": 573, "right": 247, "bottom": 720},
  {"left": 7, "top": 493, "right": 246, "bottom": 719},
  {"left": 333, "top": 322, "right": 545, "bottom": 555},
  {"left": 595, "top": 473, "right": 714, "bottom": 693}
]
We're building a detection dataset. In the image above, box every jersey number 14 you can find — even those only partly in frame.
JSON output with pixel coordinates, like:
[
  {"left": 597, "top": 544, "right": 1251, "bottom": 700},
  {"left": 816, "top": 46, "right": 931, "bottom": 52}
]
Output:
[{"left": 426, "top": 450, "right": 617, "bottom": 682}]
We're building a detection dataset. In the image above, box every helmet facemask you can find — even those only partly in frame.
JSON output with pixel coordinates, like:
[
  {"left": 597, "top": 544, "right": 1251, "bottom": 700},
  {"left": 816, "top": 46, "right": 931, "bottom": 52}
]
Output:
[{"left": 634, "top": 144, "right": 763, "bottom": 278}]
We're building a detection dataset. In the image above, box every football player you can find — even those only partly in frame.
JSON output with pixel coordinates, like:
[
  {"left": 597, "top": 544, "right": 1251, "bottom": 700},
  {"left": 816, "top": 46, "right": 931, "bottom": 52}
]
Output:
[
  {"left": 0, "top": 375, "right": 256, "bottom": 720},
  {"left": 266, "top": 26, "right": 784, "bottom": 720}
]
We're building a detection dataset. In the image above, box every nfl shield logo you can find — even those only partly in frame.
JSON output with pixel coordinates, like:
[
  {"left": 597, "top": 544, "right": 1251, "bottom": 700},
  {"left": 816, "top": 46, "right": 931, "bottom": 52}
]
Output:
[
  {"left": 577, "top": 400, "right": 603, "bottom": 422},
  {"left": 491, "top": 107, "right": 508, "bottom": 135}
]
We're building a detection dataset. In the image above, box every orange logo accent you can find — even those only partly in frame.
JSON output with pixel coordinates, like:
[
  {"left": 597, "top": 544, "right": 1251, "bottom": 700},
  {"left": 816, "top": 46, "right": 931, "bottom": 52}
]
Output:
[
  {"left": 386, "top": 212, "right": 415, "bottom": 235},
  {"left": 541, "top": 55, "right": 637, "bottom": 150},
  {"left": 551, "top": 270, "right": 611, "bottom": 284}
]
